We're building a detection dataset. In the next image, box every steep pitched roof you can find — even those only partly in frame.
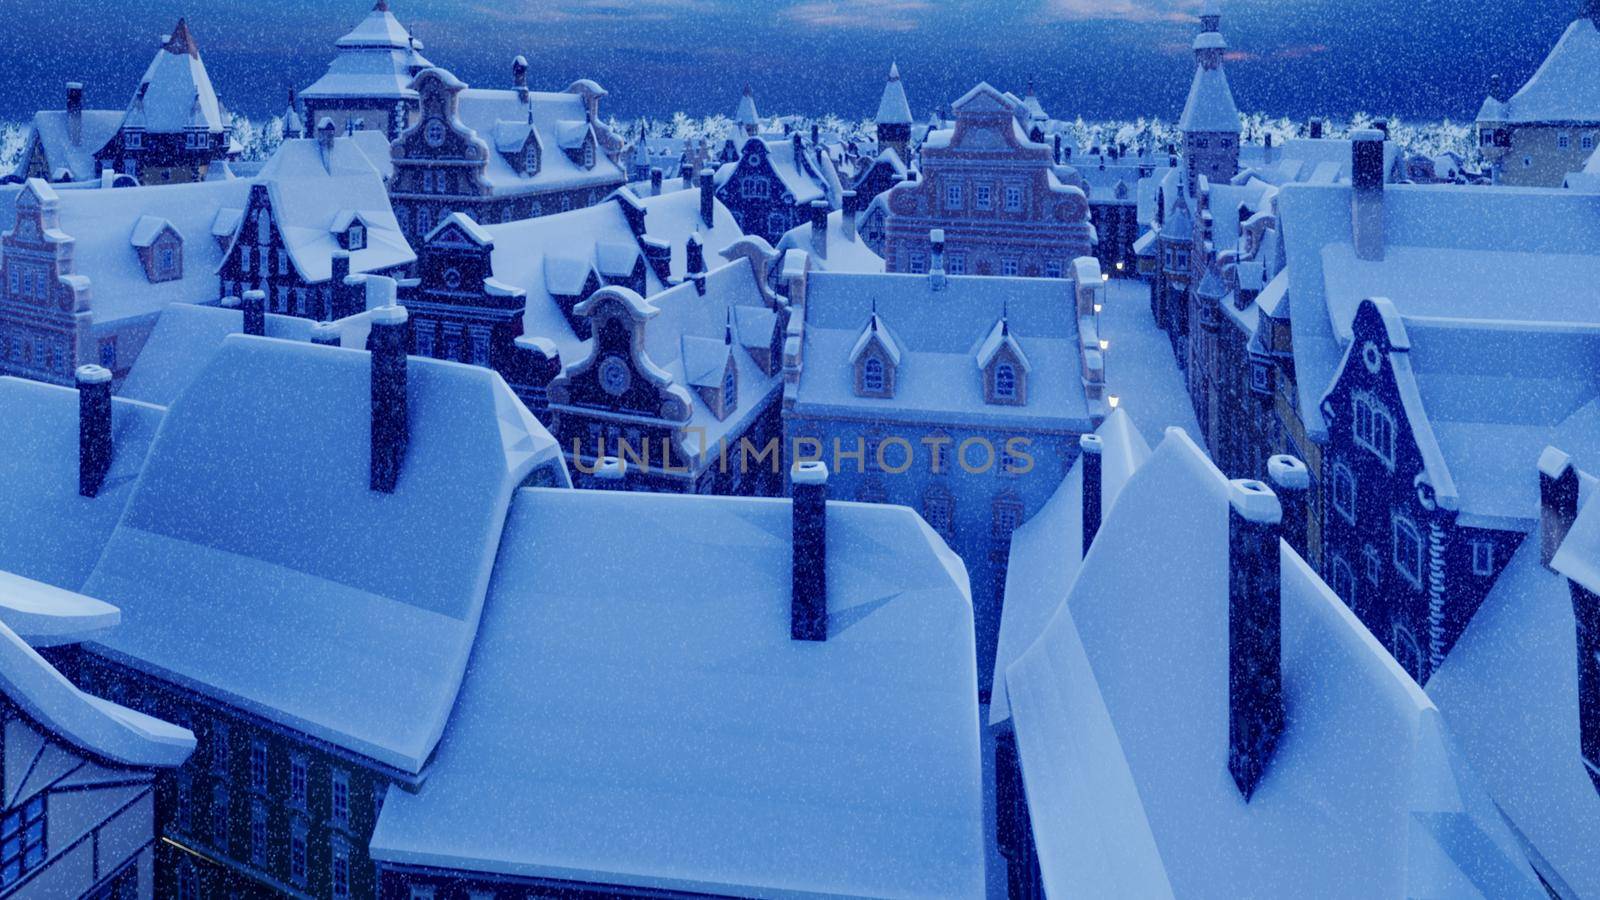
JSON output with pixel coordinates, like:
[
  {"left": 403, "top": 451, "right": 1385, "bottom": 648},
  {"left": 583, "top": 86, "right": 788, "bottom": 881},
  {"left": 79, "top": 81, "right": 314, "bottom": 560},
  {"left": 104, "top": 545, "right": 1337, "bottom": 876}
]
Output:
[
  {"left": 123, "top": 19, "right": 227, "bottom": 134},
  {"left": 875, "top": 63, "right": 913, "bottom": 125},
  {"left": 1499, "top": 16, "right": 1600, "bottom": 125},
  {"left": 451, "top": 86, "right": 626, "bottom": 196},
  {"left": 1178, "top": 36, "right": 1241, "bottom": 134},
  {"left": 18, "top": 110, "right": 124, "bottom": 182}
]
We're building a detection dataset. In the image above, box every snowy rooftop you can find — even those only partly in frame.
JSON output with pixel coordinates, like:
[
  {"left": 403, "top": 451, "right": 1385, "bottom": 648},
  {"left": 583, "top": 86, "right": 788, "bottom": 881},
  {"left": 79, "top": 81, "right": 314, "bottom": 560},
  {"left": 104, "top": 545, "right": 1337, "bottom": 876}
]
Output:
[
  {"left": 124, "top": 20, "right": 227, "bottom": 135},
  {"left": 370, "top": 487, "right": 984, "bottom": 898},
  {"left": 84, "top": 336, "right": 564, "bottom": 773},
  {"left": 718, "top": 137, "right": 834, "bottom": 208},
  {"left": 775, "top": 209, "right": 885, "bottom": 273},
  {"left": 1278, "top": 182, "right": 1600, "bottom": 438},
  {"left": 19, "top": 110, "right": 125, "bottom": 182},
  {"left": 795, "top": 272, "right": 1093, "bottom": 431},
  {"left": 1429, "top": 497, "right": 1600, "bottom": 898},
  {"left": 0, "top": 377, "right": 163, "bottom": 593},
  {"left": 1495, "top": 17, "right": 1600, "bottom": 125},
  {"left": 1237, "top": 138, "right": 1401, "bottom": 187},
  {"left": 452, "top": 87, "right": 625, "bottom": 196},
  {"left": 1005, "top": 429, "right": 1545, "bottom": 897},
  {"left": 875, "top": 63, "right": 913, "bottom": 125},
  {"left": 1178, "top": 59, "right": 1240, "bottom": 134},
  {"left": 989, "top": 409, "right": 1150, "bottom": 725}
]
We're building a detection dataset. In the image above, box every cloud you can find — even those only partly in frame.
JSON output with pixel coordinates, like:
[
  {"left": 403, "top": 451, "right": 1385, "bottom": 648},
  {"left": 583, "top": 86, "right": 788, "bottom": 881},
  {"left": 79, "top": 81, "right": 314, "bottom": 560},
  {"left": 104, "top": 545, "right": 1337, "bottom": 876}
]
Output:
[
  {"left": 1041, "top": 0, "right": 1199, "bottom": 23},
  {"left": 780, "top": 0, "right": 935, "bottom": 32},
  {"left": 471, "top": 0, "right": 717, "bottom": 24}
]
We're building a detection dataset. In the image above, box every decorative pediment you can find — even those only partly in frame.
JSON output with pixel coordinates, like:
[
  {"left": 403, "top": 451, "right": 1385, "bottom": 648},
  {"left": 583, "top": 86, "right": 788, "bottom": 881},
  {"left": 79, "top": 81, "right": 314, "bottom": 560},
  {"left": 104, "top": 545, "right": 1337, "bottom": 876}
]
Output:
[{"left": 550, "top": 286, "right": 693, "bottom": 422}]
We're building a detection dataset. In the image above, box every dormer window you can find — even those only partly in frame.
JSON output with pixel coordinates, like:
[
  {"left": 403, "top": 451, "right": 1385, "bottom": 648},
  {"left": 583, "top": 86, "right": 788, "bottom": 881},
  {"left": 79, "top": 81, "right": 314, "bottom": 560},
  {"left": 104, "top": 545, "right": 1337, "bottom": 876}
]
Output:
[
  {"left": 722, "top": 367, "right": 736, "bottom": 411},
  {"left": 582, "top": 137, "right": 596, "bottom": 169},
  {"left": 157, "top": 245, "right": 179, "bottom": 280},
  {"left": 125, "top": 130, "right": 143, "bottom": 149},
  {"left": 523, "top": 143, "right": 540, "bottom": 177},
  {"left": 994, "top": 363, "right": 1017, "bottom": 399},
  {"left": 851, "top": 313, "right": 900, "bottom": 399},
  {"left": 979, "top": 317, "right": 1029, "bottom": 406},
  {"left": 347, "top": 224, "right": 366, "bottom": 251}
]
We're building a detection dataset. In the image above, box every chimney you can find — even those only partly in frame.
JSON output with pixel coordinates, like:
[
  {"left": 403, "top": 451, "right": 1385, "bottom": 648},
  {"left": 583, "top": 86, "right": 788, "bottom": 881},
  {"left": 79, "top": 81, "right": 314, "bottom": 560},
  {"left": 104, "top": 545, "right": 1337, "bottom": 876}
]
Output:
[
  {"left": 1053, "top": 133, "right": 1062, "bottom": 164},
  {"left": 367, "top": 277, "right": 409, "bottom": 493},
  {"left": 76, "top": 365, "right": 113, "bottom": 498},
  {"left": 1080, "top": 433, "right": 1103, "bottom": 558},
  {"left": 1350, "top": 129, "right": 1386, "bottom": 262},
  {"left": 1540, "top": 446, "right": 1580, "bottom": 569},
  {"left": 809, "top": 200, "right": 829, "bottom": 260},
  {"left": 242, "top": 289, "right": 266, "bottom": 336},
  {"left": 650, "top": 167, "right": 663, "bottom": 197},
  {"left": 311, "top": 322, "right": 341, "bottom": 347},
  {"left": 699, "top": 167, "right": 715, "bottom": 229},
  {"left": 929, "top": 228, "right": 946, "bottom": 291},
  {"left": 512, "top": 55, "right": 529, "bottom": 102},
  {"left": 840, "top": 190, "right": 857, "bottom": 241},
  {"left": 330, "top": 250, "right": 353, "bottom": 319},
  {"left": 66, "top": 82, "right": 84, "bottom": 146},
  {"left": 791, "top": 460, "right": 830, "bottom": 642},
  {"left": 1309, "top": 118, "right": 1324, "bottom": 140},
  {"left": 686, "top": 234, "right": 706, "bottom": 295},
  {"left": 1268, "top": 455, "right": 1310, "bottom": 559},
  {"left": 1226, "top": 478, "right": 1285, "bottom": 802},
  {"left": 317, "top": 117, "right": 337, "bottom": 153},
  {"left": 811, "top": 123, "right": 819, "bottom": 147},
  {"left": 1374, "top": 120, "right": 1390, "bottom": 140}
]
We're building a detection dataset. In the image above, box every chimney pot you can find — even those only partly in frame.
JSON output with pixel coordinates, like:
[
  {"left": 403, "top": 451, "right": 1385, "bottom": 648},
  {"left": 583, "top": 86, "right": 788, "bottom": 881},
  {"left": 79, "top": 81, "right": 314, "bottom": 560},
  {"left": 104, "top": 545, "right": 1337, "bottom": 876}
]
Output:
[
  {"left": 809, "top": 199, "right": 829, "bottom": 259},
  {"left": 1080, "top": 433, "right": 1104, "bottom": 558},
  {"left": 1540, "top": 446, "right": 1580, "bottom": 569},
  {"left": 650, "top": 167, "right": 663, "bottom": 196},
  {"left": 1350, "top": 130, "right": 1386, "bottom": 262},
  {"left": 241, "top": 290, "right": 266, "bottom": 336},
  {"left": 791, "top": 461, "right": 830, "bottom": 642},
  {"left": 1268, "top": 455, "right": 1310, "bottom": 559},
  {"left": 368, "top": 278, "right": 409, "bottom": 493},
  {"left": 929, "top": 228, "right": 947, "bottom": 290},
  {"left": 1227, "top": 478, "right": 1284, "bottom": 802},
  {"left": 76, "top": 365, "right": 113, "bottom": 498},
  {"left": 698, "top": 167, "right": 715, "bottom": 229}
]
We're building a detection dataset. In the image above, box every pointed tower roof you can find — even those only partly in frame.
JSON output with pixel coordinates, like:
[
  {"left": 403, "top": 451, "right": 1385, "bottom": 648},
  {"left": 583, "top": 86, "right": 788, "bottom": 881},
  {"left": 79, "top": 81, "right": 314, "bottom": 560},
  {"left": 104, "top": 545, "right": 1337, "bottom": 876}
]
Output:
[
  {"left": 1497, "top": 14, "right": 1600, "bottom": 125},
  {"left": 1178, "top": 30, "right": 1241, "bottom": 134},
  {"left": 735, "top": 85, "right": 760, "bottom": 127},
  {"left": 126, "top": 18, "right": 226, "bottom": 134},
  {"left": 875, "top": 63, "right": 913, "bottom": 126},
  {"left": 1021, "top": 79, "right": 1048, "bottom": 122},
  {"left": 337, "top": 0, "right": 417, "bottom": 50},
  {"left": 302, "top": 1, "right": 431, "bottom": 103}
]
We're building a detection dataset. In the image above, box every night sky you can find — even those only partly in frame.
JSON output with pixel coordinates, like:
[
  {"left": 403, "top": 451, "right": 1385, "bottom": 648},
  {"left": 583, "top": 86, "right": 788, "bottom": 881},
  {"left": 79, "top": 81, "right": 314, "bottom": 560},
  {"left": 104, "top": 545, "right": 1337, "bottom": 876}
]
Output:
[{"left": 0, "top": 0, "right": 1574, "bottom": 123}]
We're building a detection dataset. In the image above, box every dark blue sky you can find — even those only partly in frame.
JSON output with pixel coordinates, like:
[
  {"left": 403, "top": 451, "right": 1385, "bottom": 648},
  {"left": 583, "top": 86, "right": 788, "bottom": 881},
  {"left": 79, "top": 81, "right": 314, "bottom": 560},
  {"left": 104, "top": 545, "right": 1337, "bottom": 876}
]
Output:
[{"left": 0, "top": 0, "right": 1574, "bottom": 123}]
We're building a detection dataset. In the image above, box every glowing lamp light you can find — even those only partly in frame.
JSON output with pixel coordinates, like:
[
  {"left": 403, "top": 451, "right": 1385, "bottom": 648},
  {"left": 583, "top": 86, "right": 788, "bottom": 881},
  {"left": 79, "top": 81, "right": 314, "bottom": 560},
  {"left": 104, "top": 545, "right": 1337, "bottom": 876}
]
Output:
[
  {"left": 1099, "top": 339, "right": 1110, "bottom": 351},
  {"left": 1094, "top": 304, "right": 1103, "bottom": 313},
  {"left": 1102, "top": 273, "right": 1111, "bottom": 282},
  {"left": 1115, "top": 261, "right": 1125, "bottom": 271},
  {"left": 1109, "top": 395, "right": 1121, "bottom": 409}
]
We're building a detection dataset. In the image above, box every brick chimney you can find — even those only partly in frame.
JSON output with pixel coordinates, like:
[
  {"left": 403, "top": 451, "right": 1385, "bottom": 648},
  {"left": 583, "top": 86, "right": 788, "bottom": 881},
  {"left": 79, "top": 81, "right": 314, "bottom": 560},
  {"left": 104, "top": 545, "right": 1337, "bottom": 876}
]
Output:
[
  {"left": 76, "top": 365, "right": 113, "bottom": 498},
  {"left": 929, "top": 228, "right": 947, "bottom": 291},
  {"left": 686, "top": 234, "right": 706, "bottom": 295},
  {"left": 791, "top": 460, "right": 829, "bottom": 642},
  {"left": 1080, "top": 433, "right": 1103, "bottom": 558},
  {"left": 809, "top": 200, "right": 829, "bottom": 260},
  {"left": 650, "top": 167, "right": 663, "bottom": 197},
  {"left": 1541, "top": 447, "right": 1580, "bottom": 569},
  {"left": 367, "top": 277, "right": 409, "bottom": 493},
  {"left": 1350, "top": 129, "right": 1386, "bottom": 262},
  {"left": 330, "top": 250, "right": 353, "bottom": 319},
  {"left": 66, "top": 82, "right": 84, "bottom": 146},
  {"left": 242, "top": 290, "right": 266, "bottom": 336},
  {"left": 699, "top": 167, "right": 715, "bottom": 229},
  {"left": 840, "top": 190, "right": 857, "bottom": 242},
  {"left": 512, "top": 55, "right": 529, "bottom": 103},
  {"left": 1268, "top": 455, "right": 1310, "bottom": 559},
  {"left": 1227, "top": 478, "right": 1284, "bottom": 802}
]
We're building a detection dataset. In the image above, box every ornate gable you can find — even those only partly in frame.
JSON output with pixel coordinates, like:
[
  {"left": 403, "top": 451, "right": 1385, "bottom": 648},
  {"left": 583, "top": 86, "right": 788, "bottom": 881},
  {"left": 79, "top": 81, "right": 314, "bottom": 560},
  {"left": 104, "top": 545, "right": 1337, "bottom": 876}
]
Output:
[{"left": 548, "top": 287, "right": 693, "bottom": 423}]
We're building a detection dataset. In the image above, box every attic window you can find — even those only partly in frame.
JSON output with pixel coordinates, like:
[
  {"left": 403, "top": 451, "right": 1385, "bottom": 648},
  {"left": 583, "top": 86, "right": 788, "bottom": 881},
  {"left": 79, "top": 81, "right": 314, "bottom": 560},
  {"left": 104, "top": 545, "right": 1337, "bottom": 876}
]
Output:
[
  {"left": 156, "top": 245, "right": 179, "bottom": 280},
  {"left": 126, "top": 131, "right": 143, "bottom": 149},
  {"left": 523, "top": 143, "right": 540, "bottom": 176},
  {"left": 582, "top": 138, "right": 596, "bottom": 169},
  {"left": 863, "top": 356, "right": 885, "bottom": 393},
  {"left": 347, "top": 223, "right": 366, "bottom": 251},
  {"left": 742, "top": 176, "right": 770, "bottom": 200},
  {"left": 722, "top": 367, "right": 736, "bottom": 410},
  {"left": 993, "top": 363, "right": 1018, "bottom": 400}
]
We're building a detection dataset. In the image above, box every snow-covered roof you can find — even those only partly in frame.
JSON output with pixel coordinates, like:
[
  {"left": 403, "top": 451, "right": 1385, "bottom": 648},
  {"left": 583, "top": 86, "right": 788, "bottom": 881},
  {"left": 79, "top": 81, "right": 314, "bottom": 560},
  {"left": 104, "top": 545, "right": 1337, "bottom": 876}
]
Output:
[
  {"left": 1178, "top": 60, "right": 1241, "bottom": 134},
  {"left": 483, "top": 188, "right": 744, "bottom": 364},
  {"left": 775, "top": 209, "right": 885, "bottom": 273},
  {"left": 451, "top": 87, "right": 625, "bottom": 196},
  {"left": 0, "top": 379, "right": 163, "bottom": 593},
  {"left": 796, "top": 272, "right": 1092, "bottom": 430},
  {"left": 848, "top": 313, "right": 902, "bottom": 366},
  {"left": 369, "top": 487, "right": 984, "bottom": 898},
  {"left": 735, "top": 85, "right": 760, "bottom": 126},
  {"left": 336, "top": 0, "right": 420, "bottom": 50},
  {"left": 1278, "top": 182, "right": 1600, "bottom": 439},
  {"left": 247, "top": 136, "right": 414, "bottom": 282},
  {"left": 5, "top": 176, "right": 251, "bottom": 325},
  {"left": 18, "top": 110, "right": 124, "bottom": 182},
  {"left": 1495, "top": 17, "right": 1600, "bottom": 125},
  {"left": 976, "top": 317, "right": 1031, "bottom": 371},
  {"left": 1237, "top": 138, "right": 1402, "bottom": 187},
  {"left": 875, "top": 63, "right": 913, "bottom": 125},
  {"left": 1005, "top": 428, "right": 1546, "bottom": 897},
  {"left": 84, "top": 336, "right": 564, "bottom": 773},
  {"left": 124, "top": 20, "right": 227, "bottom": 135},
  {"left": 1429, "top": 492, "right": 1600, "bottom": 897},
  {"left": 989, "top": 409, "right": 1149, "bottom": 724},
  {"left": 0, "top": 570, "right": 119, "bottom": 648}
]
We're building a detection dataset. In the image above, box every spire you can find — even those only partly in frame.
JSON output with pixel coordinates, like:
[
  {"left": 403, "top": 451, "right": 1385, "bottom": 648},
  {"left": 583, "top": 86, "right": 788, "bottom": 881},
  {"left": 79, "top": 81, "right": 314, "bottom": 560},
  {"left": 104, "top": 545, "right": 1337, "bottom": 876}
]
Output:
[
  {"left": 724, "top": 307, "right": 734, "bottom": 347},
  {"left": 163, "top": 18, "right": 199, "bottom": 58},
  {"left": 375, "top": 0, "right": 390, "bottom": 9},
  {"left": 1001, "top": 299, "right": 1010, "bottom": 335},
  {"left": 876, "top": 64, "right": 913, "bottom": 126}
]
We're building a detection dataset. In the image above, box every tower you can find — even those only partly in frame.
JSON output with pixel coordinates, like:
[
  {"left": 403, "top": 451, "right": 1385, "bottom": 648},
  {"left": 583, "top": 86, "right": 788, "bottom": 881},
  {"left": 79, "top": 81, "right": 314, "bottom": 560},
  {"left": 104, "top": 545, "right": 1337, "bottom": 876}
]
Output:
[
  {"left": 736, "top": 85, "right": 761, "bottom": 138},
  {"left": 875, "top": 63, "right": 913, "bottom": 163},
  {"left": 1178, "top": 0, "right": 1241, "bottom": 188}
]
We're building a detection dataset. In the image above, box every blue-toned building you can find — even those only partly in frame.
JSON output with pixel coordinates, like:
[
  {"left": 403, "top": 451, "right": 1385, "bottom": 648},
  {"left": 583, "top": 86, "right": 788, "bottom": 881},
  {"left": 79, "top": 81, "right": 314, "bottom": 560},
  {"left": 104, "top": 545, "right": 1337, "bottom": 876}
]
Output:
[{"left": 714, "top": 134, "right": 838, "bottom": 244}]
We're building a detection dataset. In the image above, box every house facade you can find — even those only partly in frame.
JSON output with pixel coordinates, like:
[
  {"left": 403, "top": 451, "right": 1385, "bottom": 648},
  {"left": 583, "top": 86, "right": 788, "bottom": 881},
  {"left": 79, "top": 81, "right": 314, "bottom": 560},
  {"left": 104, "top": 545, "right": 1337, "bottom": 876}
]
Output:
[
  {"left": 880, "top": 83, "right": 1093, "bottom": 279},
  {"left": 1477, "top": 2, "right": 1600, "bottom": 187},
  {"left": 388, "top": 66, "right": 626, "bottom": 245},
  {"left": 298, "top": 0, "right": 433, "bottom": 141},
  {"left": 714, "top": 134, "right": 837, "bottom": 244}
]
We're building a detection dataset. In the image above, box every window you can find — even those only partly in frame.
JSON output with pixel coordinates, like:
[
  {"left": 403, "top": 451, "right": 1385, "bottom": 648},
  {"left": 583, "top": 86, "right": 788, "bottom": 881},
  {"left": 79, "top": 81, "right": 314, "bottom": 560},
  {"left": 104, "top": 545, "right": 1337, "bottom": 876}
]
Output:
[
  {"left": 992, "top": 497, "right": 1024, "bottom": 539},
  {"left": 994, "top": 363, "right": 1017, "bottom": 400},
  {"left": 126, "top": 131, "right": 143, "bottom": 150},
  {"left": 1331, "top": 556, "right": 1356, "bottom": 607},
  {"left": 722, "top": 367, "right": 736, "bottom": 410},
  {"left": 862, "top": 356, "right": 885, "bottom": 394},
  {"left": 348, "top": 224, "right": 366, "bottom": 251},
  {"left": 909, "top": 252, "right": 927, "bottom": 274},
  {"left": 0, "top": 794, "right": 45, "bottom": 889},
  {"left": 249, "top": 738, "right": 267, "bottom": 792},
  {"left": 1331, "top": 462, "right": 1356, "bottom": 524},
  {"left": 582, "top": 139, "right": 596, "bottom": 169},
  {"left": 211, "top": 723, "right": 229, "bottom": 774},
  {"left": 522, "top": 144, "right": 540, "bottom": 176},
  {"left": 1392, "top": 514, "right": 1423, "bottom": 588},
  {"left": 157, "top": 246, "right": 178, "bottom": 279},
  {"left": 1005, "top": 186, "right": 1023, "bottom": 212},
  {"left": 1045, "top": 260, "right": 1063, "bottom": 279},
  {"left": 470, "top": 330, "right": 490, "bottom": 367},
  {"left": 975, "top": 184, "right": 992, "bottom": 210},
  {"left": 415, "top": 323, "right": 435, "bottom": 358},
  {"left": 1352, "top": 393, "right": 1396, "bottom": 468},
  {"left": 290, "top": 755, "right": 307, "bottom": 809},
  {"left": 1559, "top": 133, "right": 1571, "bottom": 150},
  {"left": 98, "top": 338, "right": 117, "bottom": 370},
  {"left": 417, "top": 206, "right": 433, "bottom": 235},
  {"left": 1585, "top": 134, "right": 1596, "bottom": 152},
  {"left": 443, "top": 329, "right": 463, "bottom": 362},
  {"left": 331, "top": 769, "right": 350, "bottom": 828},
  {"left": 249, "top": 801, "right": 267, "bottom": 866},
  {"left": 1471, "top": 540, "right": 1495, "bottom": 576},
  {"left": 923, "top": 487, "right": 955, "bottom": 537},
  {"left": 331, "top": 840, "right": 351, "bottom": 898},
  {"left": 947, "top": 253, "right": 967, "bottom": 275},
  {"left": 422, "top": 170, "right": 435, "bottom": 193},
  {"left": 290, "top": 820, "right": 308, "bottom": 886},
  {"left": 945, "top": 182, "right": 963, "bottom": 209},
  {"left": 212, "top": 785, "right": 229, "bottom": 849},
  {"left": 1000, "top": 258, "right": 1019, "bottom": 277},
  {"left": 741, "top": 175, "right": 769, "bottom": 200},
  {"left": 276, "top": 250, "right": 288, "bottom": 276},
  {"left": 1363, "top": 544, "right": 1381, "bottom": 583},
  {"left": 765, "top": 211, "right": 786, "bottom": 237}
]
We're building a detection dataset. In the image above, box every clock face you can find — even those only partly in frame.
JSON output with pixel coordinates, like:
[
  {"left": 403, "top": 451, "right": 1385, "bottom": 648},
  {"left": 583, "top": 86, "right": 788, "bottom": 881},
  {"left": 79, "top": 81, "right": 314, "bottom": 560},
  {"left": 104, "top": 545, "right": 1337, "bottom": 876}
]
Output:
[{"left": 599, "top": 356, "right": 631, "bottom": 396}]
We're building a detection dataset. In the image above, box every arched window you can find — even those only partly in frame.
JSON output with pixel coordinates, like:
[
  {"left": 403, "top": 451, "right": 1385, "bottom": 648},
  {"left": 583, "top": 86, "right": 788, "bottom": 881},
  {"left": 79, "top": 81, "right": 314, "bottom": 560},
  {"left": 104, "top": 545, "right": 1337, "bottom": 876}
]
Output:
[
  {"left": 1331, "top": 462, "right": 1357, "bottom": 524},
  {"left": 1353, "top": 392, "right": 1396, "bottom": 467},
  {"left": 523, "top": 143, "right": 540, "bottom": 176},
  {"left": 1391, "top": 624, "right": 1423, "bottom": 682},
  {"left": 582, "top": 138, "right": 596, "bottom": 169},
  {"left": 1392, "top": 514, "right": 1423, "bottom": 588},
  {"left": 1330, "top": 556, "right": 1356, "bottom": 608},
  {"left": 722, "top": 367, "right": 737, "bottom": 410},
  {"left": 994, "top": 363, "right": 1017, "bottom": 400},
  {"left": 863, "top": 356, "right": 885, "bottom": 393}
]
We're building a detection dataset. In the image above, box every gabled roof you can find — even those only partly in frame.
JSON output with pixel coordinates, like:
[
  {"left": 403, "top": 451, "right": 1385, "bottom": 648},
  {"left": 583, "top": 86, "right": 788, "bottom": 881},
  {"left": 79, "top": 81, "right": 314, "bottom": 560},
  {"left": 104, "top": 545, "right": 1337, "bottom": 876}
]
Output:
[
  {"left": 450, "top": 87, "right": 625, "bottom": 195},
  {"left": 124, "top": 19, "right": 227, "bottom": 134},
  {"left": 1178, "top": 51, "right": 1241, "bottom": 134},
  {"left": 849, "top": 313, "right": 902, "bottom": 365},
  {"left": 337, "top": 0, "right": 419, "bottom": 50},
  {"left": 129, "top": 214, "right": 177, "bottom": 248},
  {"left": 976, "top": 317, "right": 1031, "bottom": 371},
  {"left": 1497, "top": 16, "right": 1600, "bottom": 125},
  {"left": 369, "top": 487, "right": 984, "bottom": 898},
  {"left": 1005, "top": 428, "right": 1546, "bottom": 898},
  {"left": 17, "top": 110, "right": 124, "bottom": 182},
  {"left": 85, "top": 336, "right": 564, "bottom": 773},
  {"left": 875, "top": 63, "right": 913, "bottom": 125}
]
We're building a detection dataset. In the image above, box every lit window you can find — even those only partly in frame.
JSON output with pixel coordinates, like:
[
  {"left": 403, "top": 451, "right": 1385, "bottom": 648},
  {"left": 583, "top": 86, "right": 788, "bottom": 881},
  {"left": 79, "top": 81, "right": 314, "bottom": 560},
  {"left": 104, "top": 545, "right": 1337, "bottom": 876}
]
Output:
[
  {"left": 1352, "top": 392, "right": 1396, "bottom": 468},
  {"left": 945, "top": 182, "right": 963, "bottom": 209},
  {"left": 1471, "top": 540, "right": 1495, "bottom": 576},
  {"left": 862, "top": 356, "right": 886, "bottom": 394},
  {"left": 1392, "top": 515, "right": 1423, "bottom": 588},
  {"left": 1005, "top": 186, "right": 1023, "bottom": 211},
  {"left": 249, "top": 738, "right": 267, "bottom": 793},
  {"left": 0, "top": 794, "right": 45, "bottom": 889},
  {"left": 1331, "top": 463, "right": 1356, "bottom": 524},
  {"left": 994, "top": 363, "right": 1017, "bottom": 400},
  {"left": 331, "top": 770, "right": 350, "bottom": 828}
]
